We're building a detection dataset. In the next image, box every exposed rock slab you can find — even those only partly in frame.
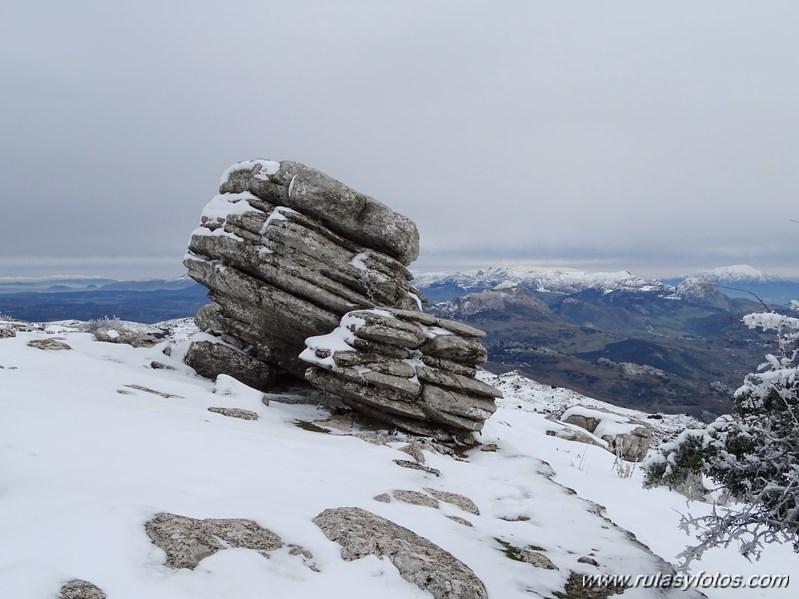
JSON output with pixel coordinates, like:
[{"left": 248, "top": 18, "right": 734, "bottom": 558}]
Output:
[
  {"left": 425, "top": 488, "right": 480, "bottom": 515},
  {"left": 313, "top": 507, "right": 487, "bottom": 599},
  {"left": 207, "top": 407, "right": 259, "bottom": 420},
  {"left": 144, "top": 512, "right": 283, "bottom": 570},
  {"left": 392, "top": 489, "right": 439, "bottom": 508},
  {"left": 27, "top": 338, "right": 71, "bottom": 350}
]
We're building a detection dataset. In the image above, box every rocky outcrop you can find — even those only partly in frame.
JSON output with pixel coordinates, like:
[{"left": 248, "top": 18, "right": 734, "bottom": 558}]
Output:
[
  {"left": 313, "top": 507, "right": 487, "bottom": 599},
  {"left": 184, "top": 159, "right": 423, "bottom": 385},
  {"left": 185, "top": 159, "right": 500, "bottom": 439},
  {"left": 561, "top": 406, "right": 652, "bottom": 462},
  {"left": 301, "top": 308, "right": 500, "bottom": 441},
  {"left": 0, "top": 325, "right": 15, "bottom": 339}
]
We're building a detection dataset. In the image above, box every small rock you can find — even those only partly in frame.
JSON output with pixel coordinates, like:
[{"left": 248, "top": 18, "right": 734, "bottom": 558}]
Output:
[
  {"left": 424, "top": 488, "right": 479, "bottom": 515},
  {"left": 123, "top": 384, "right": 181, "bottom": 399},
  {"left": 314, "top": 413, "right": 353, "bottom": 432},
  {"left": 519, "top": 549, "right": 557, "bottom": 570},
  {"left": 207, "top": 407, "right": 259, "bottom": 420},
  {"left": 392, "top": 489, "right": 439, "bottom": 508},
  {"left": 479, "top": 443, "right": 498, "bottom": 452},
  {"left": 357, "top": 432, "right": 396, "bottom": 446},
  {"left": 497, "top": 539, "right": 556, "bottom": 570},
  {"left": 578, "top": 556, "right": 600, "bottom": 566},
  {"left": 150, "top": 361, "right": 175, "bottom": 370},
  {"left": 498, "top": 514, "right": 530, "bottom": 522},
  {"left": 288, "top": 544, "right": 320, "bottom": 571},
  {"left": 393, "top": 459, "right": 441, "bottom": 477},
  {"left": 58, "top": 579, "right": 106, "bottom": 599},
  {"left": 373, "top": 493, "right": 391, "bottom": 503},
  {"left": 399, "top": 441, "right": 426, "bottom": 463},
  {"left": 27, "top": 338, "right": 72, "bottom": 351},
  {"left": 564, "top": 570, "right": 625, "bottom": 598},
  {"left": 447, "top": 515, "right": 473, "bottom": 527}
]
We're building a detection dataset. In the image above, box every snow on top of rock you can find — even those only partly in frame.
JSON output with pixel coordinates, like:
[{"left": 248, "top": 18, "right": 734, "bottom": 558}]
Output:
[
  {"left": 349, "top": 250, "right": 371, "bottom": 272},
  {"left": 200, "top": 193, "right": 261, "bottom": 224},
  {"left": 219, "top": 159, "right": 280, "bottom": 185},
  {"left": 300, "top": 324, "right": 360, "bottom": 368},
  {"left": 191, "top": 226, "right": 244, "bottom": 242},
  {"left": 561, "top": 405, "right": 641, "bottom": 437},
  {"left": 213, "top": 374, "right": 264, "bottom": 404}
]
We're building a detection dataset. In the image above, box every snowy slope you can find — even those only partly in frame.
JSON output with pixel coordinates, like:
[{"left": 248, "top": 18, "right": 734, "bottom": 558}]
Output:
[{"left": 0, "top": 320, "right": 794, "bottom": 598}]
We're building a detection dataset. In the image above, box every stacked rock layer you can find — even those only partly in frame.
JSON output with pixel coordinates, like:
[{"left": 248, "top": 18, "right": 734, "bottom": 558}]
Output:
[
  {"left": 184, "top": 160, "right": 422, "bottom": 388},
  {"left": 301, "top": 309, "right": 501, "bottom": 441},
  {"left": 185, "top": 159, "right": 501, "bottom": 439}
]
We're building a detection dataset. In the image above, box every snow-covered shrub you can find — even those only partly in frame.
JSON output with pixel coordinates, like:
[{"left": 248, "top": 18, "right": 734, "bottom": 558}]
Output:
[
  {"left": 81, "top": 317, "right": 161, "bottom": 347},
  {"left": 643, "top": 307, "right": 799, "bottom": 565}
]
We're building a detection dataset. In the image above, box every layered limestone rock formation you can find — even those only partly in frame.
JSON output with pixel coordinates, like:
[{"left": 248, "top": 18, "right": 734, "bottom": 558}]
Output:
[
  {"left": 184, "top": 159, "right": 423, "bottom": 386},
  {"left": 185, "top": 159, "right": 500, "bottom": 439},
  {"left": 301, "top": 308, "right": 500, "bottom": 440}
]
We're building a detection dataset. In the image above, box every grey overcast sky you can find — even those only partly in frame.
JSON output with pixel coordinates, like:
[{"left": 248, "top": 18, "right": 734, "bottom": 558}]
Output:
[{"left": 2, "top": 0, "right": 798, "bottom": 280}]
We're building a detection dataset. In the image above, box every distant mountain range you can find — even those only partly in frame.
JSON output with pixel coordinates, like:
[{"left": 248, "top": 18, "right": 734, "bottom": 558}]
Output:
[
  {"left": 412, "top": 264, "right": 799, "bottom": 421},
  {"left": 2, "top": 265, "right": 796, "bottom": 419},
  {"left": 412, "top": 264, "right": 799, "bottom": 307},
  {"left": 0, "top": 276, "right": 208, "bottom": 323}
]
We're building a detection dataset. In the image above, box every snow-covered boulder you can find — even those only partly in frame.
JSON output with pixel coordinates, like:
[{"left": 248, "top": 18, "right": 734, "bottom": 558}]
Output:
[
  {"left": 184, "top": 159, "right": 424, "bottom": 385},
  {"left": 560, "top": 405, "right": 652, "bottom": 462},
  {"left": 0, "top": 326, "right": 15, "bottom": 339},
  {"left": 301, "top": 308, "right": 500, "bottom": 441}
]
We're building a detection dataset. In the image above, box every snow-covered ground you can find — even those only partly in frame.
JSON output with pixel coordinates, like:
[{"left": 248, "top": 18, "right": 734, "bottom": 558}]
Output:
[{"left": 0, "top": 320, "right": 794, "bottom": 598}]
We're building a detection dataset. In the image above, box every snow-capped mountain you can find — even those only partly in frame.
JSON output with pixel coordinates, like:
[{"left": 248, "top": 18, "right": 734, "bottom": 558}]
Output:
[
  {"left": 698, "top": 265, "right": 772, "bottom": 283},
  {"left": 413, "top": 266, "right": 665, "bottom": 302},
  {"left": 665, "top": 265, "right": 799, "bottom": 307},
  {"left": 0, "top": 317, "right": 794, "bottom": 598},
  {"left": 414, "top": 264, "right": 799, "bottom": 308}
]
